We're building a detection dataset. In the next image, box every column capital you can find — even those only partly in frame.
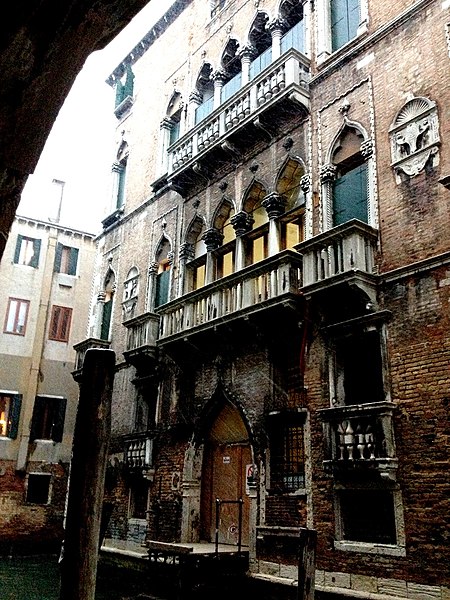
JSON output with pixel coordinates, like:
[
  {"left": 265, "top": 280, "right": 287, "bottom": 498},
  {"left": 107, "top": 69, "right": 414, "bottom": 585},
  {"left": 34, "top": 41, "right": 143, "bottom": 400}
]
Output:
[
  {"left": 160, "top": 117, "right": 173, "bottom": 130},
  {"left": 212, "top": 69, "right": 228, "bottom": 84},
  {"left": 360, "top": 138, "right": 374, "bottom": 159},
  {"left": 148, "top": 262, "right": 158, "bottom": 275},
  {"left": 268, "top": 17, "right": 287, "bottom": 35},
  {"left": 202, "top": 227, "right": 224, "bottom": 251},
  {"left": 300, "top": 173, "right": 311, "bottom": 194},
  {"left": 231, "top": 211, "right": 254, "bottom": 236},
  {"left": 189, "top": 90, "right": 203, "bottom": 105},
  {"left": 320, "top": 163, "right": 337, "bottom": 183},
  {"left": 238, "top": 44, "right": 257, "bottom": 62},
  {"left": 262, "top": 192, "right": 286, "bottom": 219},
  {"left": 179, "top": 242, "right": 195, "bottom": 261},
  {"left": 97, "top": 291, "right": 106, "bottom": 303}
]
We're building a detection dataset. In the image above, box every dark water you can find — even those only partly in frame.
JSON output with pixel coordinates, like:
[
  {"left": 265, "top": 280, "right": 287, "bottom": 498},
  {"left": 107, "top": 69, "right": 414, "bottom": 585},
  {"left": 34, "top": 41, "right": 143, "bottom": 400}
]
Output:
[{"left": 0, "top": 555, "right": 156, "bottom": 600}]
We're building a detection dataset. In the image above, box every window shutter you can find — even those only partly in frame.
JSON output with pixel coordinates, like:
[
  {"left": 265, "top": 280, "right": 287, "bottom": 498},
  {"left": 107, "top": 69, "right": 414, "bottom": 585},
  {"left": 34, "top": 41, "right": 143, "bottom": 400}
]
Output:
[
  {"left": 52, "top": 398, "right": 67, "bottom": 443},
  {"left": 155, "top": 270, "right": 170, "bottom": 307},
  {"left": 123, "top": 66, "right": 134, "bottom": 99},
  {"left": 115, "top": 81, "right": 124, "bottom": 108},
  {"left": 54, "top": 242, "right": 63, "bottom": 272},
  {"left": 30, "top": 396, "right": 45, "bottom": 441},
  {"left": 117, "top": 167, "right": 126, "bottom": 209},
  {"left": 332, "top": 162, "right": 368, "bottom": 226},
  {"left": 8, "top": 394, "right": 22, "bottom": 439},
  {"left": 30, "top": 238, "right": 41, "bottom": 268},
  {"left": 14, "top": 235, "right": 23, "bottom": 264},
  {"left": 68, "top": 248, "right": 79, "bottom": 276},
  {"left": 101, "top": 299, "right": 113, "bottom": 340}
]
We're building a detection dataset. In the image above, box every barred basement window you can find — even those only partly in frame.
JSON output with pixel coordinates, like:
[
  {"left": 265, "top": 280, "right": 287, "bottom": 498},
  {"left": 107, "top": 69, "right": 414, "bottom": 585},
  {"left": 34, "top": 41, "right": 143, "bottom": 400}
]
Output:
[
  {"left": 337, "top": 489, "right": 397, "bottom": 544},
  {"left": 26, "top": 473, "right": 51, "bottom": 504},
  {"left": 269, "top": 412, "right": 306, "bottom": 493},
  {"left": 49, "top": 305, "right": 72, "bottom": 342}
]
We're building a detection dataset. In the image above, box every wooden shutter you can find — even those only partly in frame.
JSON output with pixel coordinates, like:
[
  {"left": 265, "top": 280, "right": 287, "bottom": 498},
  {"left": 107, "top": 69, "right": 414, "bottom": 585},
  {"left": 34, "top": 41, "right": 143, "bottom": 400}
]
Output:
[
  {"left": 331, "top": 0, "right": 360, "bottom": 52},
  {"left": 54, "top": 242, "right": 63, "bottom": 272},
  {"left": 332, "top": 162, "right": 368, "bottom": 226},
  {"left": 14, "top": 235, "right": 23, "bottom": 264},
  {"left": 30, "top": 396, "right": 45, "bottom": 441},
  {"left": 155, "top": 270, "right": 170, "bottom": 307},
  {"left": 8, "top": 394, "right": 22, "bottom": 439},
  {"left": 68, "top": 247, "right": 79, "bottom": 276},
  {"left": 30, "top": 238, "right": 41, "bottom": 268},
  {"left": 101, "top": 299, "right": 113, "bottom": 340},
  {"left": 52, "top": 398, "right": 67, "bottom": 443}
]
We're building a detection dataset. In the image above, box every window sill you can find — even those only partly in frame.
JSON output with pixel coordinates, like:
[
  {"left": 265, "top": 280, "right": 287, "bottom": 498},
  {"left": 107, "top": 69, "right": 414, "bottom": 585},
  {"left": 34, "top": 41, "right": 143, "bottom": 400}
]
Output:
[{"left": 334, "top": 540, "right": 406, "bottom": 557}]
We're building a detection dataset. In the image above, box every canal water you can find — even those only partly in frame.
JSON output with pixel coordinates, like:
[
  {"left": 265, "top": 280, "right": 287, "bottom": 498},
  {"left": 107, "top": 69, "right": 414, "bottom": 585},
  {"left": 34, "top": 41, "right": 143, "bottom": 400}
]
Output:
[{"left": 0, "top": 555, "right": 159, "bottom": 600}]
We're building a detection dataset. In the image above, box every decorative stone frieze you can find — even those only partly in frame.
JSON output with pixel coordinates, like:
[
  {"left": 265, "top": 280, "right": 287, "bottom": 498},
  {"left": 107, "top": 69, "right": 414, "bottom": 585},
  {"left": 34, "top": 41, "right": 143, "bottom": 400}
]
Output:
[
  {"left": 262, "top": 192, "right": 286, "bottom": 219},
  {"left": 389, "top": 96, "right": 440, "bottom": 181},
  {"left": 230, "top": 211, "right": 254, "bottom": 236},
  {"left": 202, "top": 227, "right": 224, "bottom": 251}
]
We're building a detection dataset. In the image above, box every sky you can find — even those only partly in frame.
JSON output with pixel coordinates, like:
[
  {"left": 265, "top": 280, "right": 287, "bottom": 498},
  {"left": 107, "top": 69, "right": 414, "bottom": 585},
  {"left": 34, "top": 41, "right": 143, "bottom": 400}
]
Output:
[{"left": 18, "top": 0, "right": 174, "bottom": 235}]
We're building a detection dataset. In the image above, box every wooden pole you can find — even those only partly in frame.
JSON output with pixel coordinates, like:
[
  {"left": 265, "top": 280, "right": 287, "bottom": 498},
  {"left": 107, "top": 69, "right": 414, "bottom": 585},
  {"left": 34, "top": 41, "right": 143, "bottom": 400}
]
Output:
[
  {"left": 59, "top": 348, "right": 115, "bottom": 600},
  {"left": 298, "top": 527, "right": 317, "bottom": 600}
]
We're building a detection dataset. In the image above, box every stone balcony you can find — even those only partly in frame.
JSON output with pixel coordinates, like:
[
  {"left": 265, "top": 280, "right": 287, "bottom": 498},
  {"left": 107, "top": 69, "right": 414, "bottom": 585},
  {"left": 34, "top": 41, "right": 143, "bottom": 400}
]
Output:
[
  {"left": 123, "top": 432, "right": 155, "bottom": 479},
  {"left": 167, "top": 48, "right": 310, "bottom": 190},
  {"left": 72, "top": 337, "right": 111, "bottom": 382},
  {"left": 123, "top": 312, "right": 160, "bottom": 369},
  {"left": 295, "top": 219, "right": 379, "bottom": 302},
  {"left": 156, "top": 250, "right": 303, "bottom": 345},
  {"left": 318, "top": 401, "right": 398, "bottom": 478}
]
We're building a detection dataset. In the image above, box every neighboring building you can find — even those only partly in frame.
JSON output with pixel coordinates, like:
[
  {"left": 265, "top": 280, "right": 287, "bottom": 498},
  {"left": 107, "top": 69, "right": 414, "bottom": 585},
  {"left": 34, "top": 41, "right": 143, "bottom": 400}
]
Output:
[
  {"left": 0, "top": 214, "right": 96, "bottom": 554},
  {"left": 76, "top": 0, "right": 449, "bottom": 597}
]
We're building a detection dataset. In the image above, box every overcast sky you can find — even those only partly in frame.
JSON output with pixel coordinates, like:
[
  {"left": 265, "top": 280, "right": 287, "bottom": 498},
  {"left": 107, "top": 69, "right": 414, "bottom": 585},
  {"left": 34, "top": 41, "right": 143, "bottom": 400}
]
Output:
[{"left": 18, "top": 0, "right": 174, "bottom": 235}]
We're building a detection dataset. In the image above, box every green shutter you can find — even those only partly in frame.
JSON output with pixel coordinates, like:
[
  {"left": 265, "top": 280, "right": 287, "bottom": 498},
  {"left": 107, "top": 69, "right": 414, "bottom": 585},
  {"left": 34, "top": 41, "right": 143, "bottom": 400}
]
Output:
[
  {"left": 30, "top": 238, "right": 41, "bottom": 268},
  {"left": 101, "top": 299, "right": 113, "bottom": 340},
  {"left": 333, "top": 162, "right": 368, "bottom": 226},
  {"left": 331, "top": 0, "right": 360, "bottom": 52},
  {"left": 14, "top": 235, "right": 23, "bottom": 264},
  {"left": 155, "top": 271, "right": 170, "bottom": 307},
  {"left": 68, "top": 248, "right": 78, "bottom": 276},
  {"left": 115, "top": 81, "right": 124, "bottom": 108},
  {"left": 52, "top": 398, "right": 67, "bottom": 443},
  {"left": 8, "top": 394, "right": 22, "bottom": 439},
  {"left": 123, "top": 65, "right": 134, "bottom": 99},
  {"left": 30, "top": 396, "right": 45, "bottom": 441},
  {"left": 54, "top": 242, "right": 63, "bottom": 272}
]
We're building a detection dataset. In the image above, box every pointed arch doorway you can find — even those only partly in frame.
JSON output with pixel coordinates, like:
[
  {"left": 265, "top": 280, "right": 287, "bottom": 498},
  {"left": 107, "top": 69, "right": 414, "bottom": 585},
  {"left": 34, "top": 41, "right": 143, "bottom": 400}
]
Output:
[{"left": 200, "top": 402, "right": 252, "bottom": 547}]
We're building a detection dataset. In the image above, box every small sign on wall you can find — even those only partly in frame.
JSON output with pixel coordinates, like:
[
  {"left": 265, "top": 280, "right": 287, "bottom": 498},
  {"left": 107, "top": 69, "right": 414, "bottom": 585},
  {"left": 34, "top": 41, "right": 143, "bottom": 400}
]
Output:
[{"left": 223, "top": 456, "right": 231, "bottom": 464}]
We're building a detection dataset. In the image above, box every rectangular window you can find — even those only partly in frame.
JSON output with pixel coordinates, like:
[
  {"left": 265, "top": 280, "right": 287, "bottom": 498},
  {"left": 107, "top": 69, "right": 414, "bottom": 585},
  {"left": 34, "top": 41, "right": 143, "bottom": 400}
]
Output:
[
  {"left": 26, "top": 473, "right": 51, "bottom": 504},
  {"left": 330, "top": 0, "right": 360, "bottom": 52},
  {"left": 4, "top": 298, "right": 30, "bottom": 335},
  {"left": 129, "top": 479, "right": 149, "bottom": 519},
  {"left": 269, "top": 413, "right": 306, "bottom": 492},
  {"left": 54, "top": 243, "right": 79, "bottom": 275},
  {"left": 14, "top": 235, "right": 41, "bottom": 267},
  {"left": 338, "top": 489, "right": 397, "bottom": 544},
  {"left": 0, "top": 393, "right": 22, "bottom": 438},
  {"left": 49, "top": 305, "right": 72, "bottom": 342},
  {"left": 30, "top": 396, "right": 66, "bottom": 442}
]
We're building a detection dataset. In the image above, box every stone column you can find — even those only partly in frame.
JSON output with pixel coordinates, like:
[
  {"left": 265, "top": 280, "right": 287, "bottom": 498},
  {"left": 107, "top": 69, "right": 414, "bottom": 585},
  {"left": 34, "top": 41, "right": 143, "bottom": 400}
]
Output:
[
  {"left": 158, "top": 118, "right": 173, "bottom": 175},
  {"left": 178, "top": 242, "right": 195, "bottom": 295},
  {"left": 268, "top": 18, "right": 287, "bottom": 61},
  {"left": 188, "top": 90, "right": 203, "bottom": 129},
  {"left": 212, "top": 70, "right": 227, "bottom": 109},
  {"left": 93, "top": 291, "right": 106, "bottom": 339},
  {"left": 231, "top": 211, "right": 254, "bottom": 271},
  {"left": 262, "top": 192, "right": 286, "bottom": 256},
  {"left": 238, "top": 44, "right": 257, "bottom": 85},
  {"left": 319, "top": 163, "right": 337, "bottom": 231},
  {"left": 202, "top": 228, "right": 224, "bottom": 284},
  {"left": 146, "top": 262, "right": 158, "bottom": 312}
]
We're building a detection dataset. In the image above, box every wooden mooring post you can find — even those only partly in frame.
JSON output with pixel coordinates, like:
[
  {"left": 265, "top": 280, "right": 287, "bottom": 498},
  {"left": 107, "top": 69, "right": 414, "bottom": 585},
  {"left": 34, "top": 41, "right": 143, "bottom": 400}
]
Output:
[
  {"left": 59, "top": 348, "right": 115, "bottom": 600},
  {"left": 298, "top": 527, "right": 317, "bottom": 600}
]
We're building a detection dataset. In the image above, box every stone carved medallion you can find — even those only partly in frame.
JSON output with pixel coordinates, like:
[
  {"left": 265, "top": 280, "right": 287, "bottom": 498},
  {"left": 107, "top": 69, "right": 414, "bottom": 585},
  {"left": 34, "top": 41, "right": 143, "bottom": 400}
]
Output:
[{"left": 389, "top": 97, "right": 440, "bottom": 182}]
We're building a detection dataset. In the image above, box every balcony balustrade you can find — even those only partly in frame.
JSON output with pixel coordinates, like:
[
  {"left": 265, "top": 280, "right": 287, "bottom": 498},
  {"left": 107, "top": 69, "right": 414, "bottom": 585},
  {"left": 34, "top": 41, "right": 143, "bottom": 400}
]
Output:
[
  {"left": 157, "top": 250, "right": 302, "bottom": 343},
  {"left": 123, "top": 432, "right": 154, "bottom": 477},
  {"left": 72, "top": 337, "right": 111, "bottom": 382},
  {"left": 167, "top": 48, "right": 310, "bottom": 179},
  {"left": 295, "top": 219, "right": 378, "bottom": 298},
  {"left": 318, "top": 401, "right": 398, "bottom": 476},
  {"left": 123, "top": 312, "right": 159, "bottom": 368}
]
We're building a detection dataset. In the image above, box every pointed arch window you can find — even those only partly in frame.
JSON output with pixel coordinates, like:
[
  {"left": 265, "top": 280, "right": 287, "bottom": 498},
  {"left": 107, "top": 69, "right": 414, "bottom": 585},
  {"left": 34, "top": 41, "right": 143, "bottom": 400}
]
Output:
[
  {"left": 194, "top": 64, "right": 214, "bottom": 125},
  {"left": 220, "top": 39, "right": 242, "bottom": 102},
  {"left": 167, "top": 92, "right": 184, "bottom": 146},
  {"left": 276, "top": 158, "right": 306, "bottom": 249},
  {"left": 155, "top": 238, "right": 172, "bottom": 308},
  {"left": 248, "top": 12, "right": 272, "bottom": 80},
  {"left": 185, "top": 217, "right": 207, "bottom": 291},
  {"left": 214, "top": 201, "right": 235, "bottom": 278},
  {"left": 242, "top": 182, "right": 268, "bottom": 265},
  {"left": 279, "top": 0, "right": 305, "bottom": 54},
  {"left": 114, "top": 65, "right": 134, "bottom": 119}
]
